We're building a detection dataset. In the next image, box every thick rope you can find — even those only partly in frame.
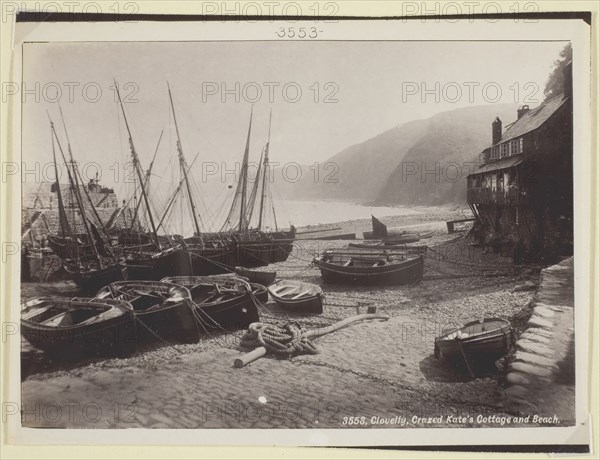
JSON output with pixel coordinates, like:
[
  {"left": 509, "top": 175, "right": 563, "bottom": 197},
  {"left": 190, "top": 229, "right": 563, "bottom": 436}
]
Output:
[{"left": 239, "top": 322, "right": 319, "bottom": 358}]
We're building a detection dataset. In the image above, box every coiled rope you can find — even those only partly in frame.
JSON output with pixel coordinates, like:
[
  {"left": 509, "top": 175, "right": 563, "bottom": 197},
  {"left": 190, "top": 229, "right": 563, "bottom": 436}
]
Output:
[{"left": 239, "top": 322, "right": 319, "bottom": 357}]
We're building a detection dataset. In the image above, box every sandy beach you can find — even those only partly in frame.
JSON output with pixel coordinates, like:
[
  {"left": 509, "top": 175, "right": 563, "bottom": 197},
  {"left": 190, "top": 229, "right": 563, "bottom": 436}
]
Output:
[{"left": 19, "top": 207, "right": 555, "bottom": 429}]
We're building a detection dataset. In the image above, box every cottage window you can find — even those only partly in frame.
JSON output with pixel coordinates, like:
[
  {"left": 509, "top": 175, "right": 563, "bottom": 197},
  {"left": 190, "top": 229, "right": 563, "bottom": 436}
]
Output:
[
  {"left": 500, "top": 143, "right": 508, "bottom": 158},
  {"left": 519, "top": 137, "right": 524, "bottom": 153},
  {"left": 510, "top": 139, "right": 519, "bottom": 155}
]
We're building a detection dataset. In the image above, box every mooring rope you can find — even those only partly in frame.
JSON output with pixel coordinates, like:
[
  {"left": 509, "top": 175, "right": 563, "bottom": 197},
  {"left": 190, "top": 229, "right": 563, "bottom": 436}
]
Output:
[{"left": 239, "top": 322, "right": 319, "bottom": 358}]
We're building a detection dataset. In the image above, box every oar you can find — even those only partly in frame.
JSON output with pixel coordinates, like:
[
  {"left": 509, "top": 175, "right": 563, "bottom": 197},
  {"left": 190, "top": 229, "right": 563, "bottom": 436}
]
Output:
[{"left": 234, "top": 312, "right": 389, "bottom": 368}]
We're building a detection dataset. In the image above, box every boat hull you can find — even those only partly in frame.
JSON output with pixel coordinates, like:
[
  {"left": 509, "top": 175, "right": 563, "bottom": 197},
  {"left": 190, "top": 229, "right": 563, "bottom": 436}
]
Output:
[
  {"left": 234, "top": 267, "right": 276, "bottom": 286},
  {"left": 125, "top": 248, "right": 193, "bottom": 280},
  {"left": 267, "top": 281, "right": 324, "bottom": 313},
  {"left": 194, "top": 292, "right": 259, "bottom": 331},
  {"left": 314, "top": 255, "right": 424, "bottom": 286},
  {"left": 95, "top": 281, "right": 200, "bottom": 344},
  {"left": 66, "top": 263, "right": 127, "bottom": 294},
  {"left": 159, "top": 276, "right": 261, "bottom": 331},
  {"left": 435, "top": 319, "right": 514, "bottom": 365},
  {"left": 21, "top": 298, "right": 137, "bottom": 358}
]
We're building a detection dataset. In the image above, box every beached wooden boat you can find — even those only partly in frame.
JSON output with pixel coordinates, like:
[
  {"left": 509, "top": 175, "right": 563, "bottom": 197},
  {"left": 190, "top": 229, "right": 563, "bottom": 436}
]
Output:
[
  {"left": 234, "top": 267, "right": 276, "bottom": 286},
  {"left": 384, "top": 234, "right": 420, "bottom": 244},
  {"left": 160, "top": 276, "right": 259, "bottom": 330},
  {"left": 64, "top": 260, "right": 127, "bottom": 294},
  {"left": 267, "top": 280, "right": 324, "bottom": 313},
  {"left": 123, "top": 247, "right": 193, "bottom": 280},
  {"left": 314, "top": 252, "right": 424, "bottom": 285},
  {"left": 434, "top": 318, "right": 514, "bottom": 374},
  {"left": 418, "top": 231, "right": 434, "bottom": 239},
  {"left": 95, "top": 281, "right": 199, "bottom": 344},
  {"left": 21, "top": 297, "right": 136, "bottom": 357}
]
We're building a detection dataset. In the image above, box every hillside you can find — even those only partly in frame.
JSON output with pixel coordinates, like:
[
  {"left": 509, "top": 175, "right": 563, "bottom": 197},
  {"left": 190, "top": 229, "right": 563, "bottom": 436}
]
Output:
[
  {"left": 273, "top": 118, "right": 430, "bottom": 202},
  {"left": 375, "top": 104, "right": 518, "bottom": 205}
]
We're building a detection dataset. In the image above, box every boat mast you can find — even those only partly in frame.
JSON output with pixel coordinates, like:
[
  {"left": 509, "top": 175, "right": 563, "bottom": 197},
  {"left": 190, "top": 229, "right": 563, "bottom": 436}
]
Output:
[
  {"left": 130, "top": 130, "right": 163, "bottom": 231},
  {"left": 167, "top": 83, "right": 202, "bottom": 237},
  {"left": 238, "top": 107, "right": 253, "bottom": 232},
  {"left": 114, "top": 80, "right": 162, "bottom": 250},
  {"left": 50, "top": 125, "right": 71, "bottom": 239},
  {"left": 49, "top": 117, "right": 103, "bottom": 266},
  {"left": 245, "top": 150, "right": 263, "bottom": 226},
  {"left": 257, "top": 110, "right": 272, "bottom": 231},
  {"left": 58, "top": 104, "right": 113, "bottom": 246}
]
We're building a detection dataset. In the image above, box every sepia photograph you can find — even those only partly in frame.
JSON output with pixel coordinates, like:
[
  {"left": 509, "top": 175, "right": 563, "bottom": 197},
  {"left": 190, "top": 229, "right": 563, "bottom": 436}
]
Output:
[{"left": 1, "top": 3, "right": 596, "bottom": 456}]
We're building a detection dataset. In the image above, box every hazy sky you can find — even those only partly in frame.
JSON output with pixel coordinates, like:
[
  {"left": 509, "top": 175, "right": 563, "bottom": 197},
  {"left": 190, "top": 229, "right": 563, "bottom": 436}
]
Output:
[{"left": 22, "top": 40, "right": 567, "bottom": 198}]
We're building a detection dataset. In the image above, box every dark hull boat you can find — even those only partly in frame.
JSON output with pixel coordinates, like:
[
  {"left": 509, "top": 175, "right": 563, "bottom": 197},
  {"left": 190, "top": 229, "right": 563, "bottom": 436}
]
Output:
[
  {"left": 267, "top": 280, "right": 324, "bottom": 313},
  {"left": 234, "top": 266, "right": 276, "bottom": 286},
  {"left": 124, "top": 247, "right": 193, "bottom": 280},
  {"left": 188, "top": 244, "right": 237, "bottom": 276},
  {"left": 237, "top": 239, "right": 294, "bottom": 267},
  {"left": 21, "top": 297, "right": 136, "bottom": 358},
  {"left": 161, "top": 276, "right": 259, "bottom": 330},
  {"left": 64, "top": 261, "right": 127, "bottom": 294},
  {"left": 434, "top": 318, "right": 514, "bottom": 365},
  {"left": 384, "top": 234, "right": 420, "bottom": 244},
  {"left": 95, "top": 281, "right": 199, "bottom": 344},
  {"left": 314, "top": 253, "right": 424, "bottom": 286}
]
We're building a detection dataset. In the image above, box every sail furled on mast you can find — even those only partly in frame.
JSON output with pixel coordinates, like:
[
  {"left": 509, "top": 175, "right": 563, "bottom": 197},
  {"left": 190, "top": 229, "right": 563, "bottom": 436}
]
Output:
[
  {"left": 244, "top": 150, "right": 263, "bottom": 227},
  {"left": 50, "top": 125, "right": 72, "bottom": 239},
  {"left": 220, "top": 108, "right": 254, "bottom": 232}
]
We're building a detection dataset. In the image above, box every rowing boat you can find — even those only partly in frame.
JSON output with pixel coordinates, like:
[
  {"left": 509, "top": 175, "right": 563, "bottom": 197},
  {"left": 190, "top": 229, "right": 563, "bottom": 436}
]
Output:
[
  {"left": 234, "top": 267, "right": 277, "bottom": 286},
  {"left": 314, "top": 252, "right": 424, "bottom": 285},
  {"left": 161, "top": 276, "right": 260, "bottom": 330},
  {"left": 267, "top": 280, "right": 324, "bottom": 313},
  {"left": 95, "top": 281, "right": 200, "bottom": 344},
  {"left": 434, "top": 318, "right": 514, "bottom": 374},
  {"left": 21, "top": 297, "right": 136, "bottom": 358}
]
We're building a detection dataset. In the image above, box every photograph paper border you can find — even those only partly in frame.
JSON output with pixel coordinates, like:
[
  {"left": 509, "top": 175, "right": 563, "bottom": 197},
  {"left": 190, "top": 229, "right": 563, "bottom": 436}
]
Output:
[{"left": 1, "top": 1, "right": 597, "bottom": 457}]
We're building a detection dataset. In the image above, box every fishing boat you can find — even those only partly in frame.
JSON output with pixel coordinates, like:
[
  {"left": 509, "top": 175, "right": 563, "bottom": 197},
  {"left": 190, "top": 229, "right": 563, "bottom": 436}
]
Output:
[
  {"left": 95, "top": 280, "right": 200, "bottom": 344},
  {"left": 21, "top": 297, "right": 136, "bottom": 357},
  {"left": 267, "top": 280, "right": 324, "bottom": 313},
  {"left": 314, "top": 252, "right": 424, "bottom": 285},
  {"left": 64, "top": 259, "right": 127, "bottom": 294},
  {"left": 219, "top": 109, "right": 295, "bottom": 267},
  {"left": 234, "top": 266, "right": 277, "bottom": 286},
  {"left": 123, "top": 246, "right": 193, "bottom": 280},
  {"left": 160, "top": 275, "right": 259, "bottom": 330},
  {"left": 434, "top": 318, "right": 514, "bottom": 375},
  {"left": 47, "top": 112, "right": 127, "bottom": 293}
]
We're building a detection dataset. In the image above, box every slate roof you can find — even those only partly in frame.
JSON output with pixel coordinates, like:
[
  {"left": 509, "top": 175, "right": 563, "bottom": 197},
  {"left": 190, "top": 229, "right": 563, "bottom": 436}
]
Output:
[
  {"left": 486, "top": 94, "right": 568, "bottom": 148},
  {"left": 469, "top": 155, "right": 524, "bottom": 176}
]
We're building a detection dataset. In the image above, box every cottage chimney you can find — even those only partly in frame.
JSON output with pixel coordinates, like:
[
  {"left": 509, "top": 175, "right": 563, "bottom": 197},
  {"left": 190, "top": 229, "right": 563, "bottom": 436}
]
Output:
[
  {"left": 492, "top": 117, "right": 502, "bottom": 145},
  {"left": 517, "top": 105, "right": 530, "bottom": 119},
  {"left": 562, "top": 60, "right": 572, "bottom": 98}
]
